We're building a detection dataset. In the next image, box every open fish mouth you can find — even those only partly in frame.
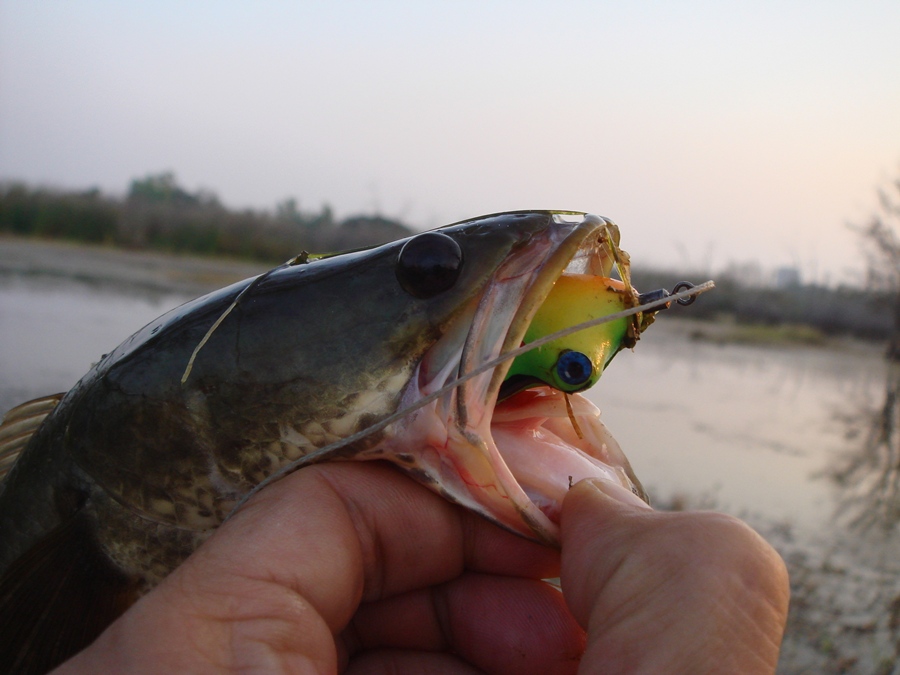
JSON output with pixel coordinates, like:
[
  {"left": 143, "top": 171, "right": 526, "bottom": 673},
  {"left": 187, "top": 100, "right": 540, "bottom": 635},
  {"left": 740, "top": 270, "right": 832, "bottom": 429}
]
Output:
[{"left": 371, "top": 213, "right": 647, "bottom": 545}]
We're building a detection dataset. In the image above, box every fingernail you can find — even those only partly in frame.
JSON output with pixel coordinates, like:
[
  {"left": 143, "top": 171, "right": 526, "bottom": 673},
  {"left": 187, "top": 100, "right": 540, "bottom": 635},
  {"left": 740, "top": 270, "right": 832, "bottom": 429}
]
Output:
[{"left": 586, "top": 479, "right": 653, "bottom": 510}]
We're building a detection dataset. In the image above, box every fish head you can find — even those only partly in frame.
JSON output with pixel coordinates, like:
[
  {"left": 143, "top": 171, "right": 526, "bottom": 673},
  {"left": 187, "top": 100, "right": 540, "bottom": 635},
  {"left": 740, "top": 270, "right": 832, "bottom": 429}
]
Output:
[
  {"left": 73, "top": 210, "right": 650, "bottom": 549},
  {"left": 350, "top": 211, "right": 649, "bottom": 545}
]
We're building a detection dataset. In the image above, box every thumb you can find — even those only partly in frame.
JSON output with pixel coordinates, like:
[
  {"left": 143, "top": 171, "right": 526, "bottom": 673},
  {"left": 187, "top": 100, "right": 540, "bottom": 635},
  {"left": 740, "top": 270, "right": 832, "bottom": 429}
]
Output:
[
  {"left": 559, "top": 478, "right": 789, "bottom": 674},
  {"left": 558, "top": 478, "right": 653, "bottom": 627}
]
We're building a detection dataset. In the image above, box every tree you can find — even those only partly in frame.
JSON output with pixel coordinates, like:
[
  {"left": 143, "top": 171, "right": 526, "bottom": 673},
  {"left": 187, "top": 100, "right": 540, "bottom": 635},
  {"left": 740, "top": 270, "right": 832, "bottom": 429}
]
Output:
[
  {"left": 857, "top": 175, "right": 900, "bottom": 360},
  {"left": 832, "top": 170, "right": 900, "bottom": 531},
  {"left": 275, "top": 197, "right": 301, "bottom": 222},
  {"left": 128, "top": 171, "right": 219, "bottom": 207}
]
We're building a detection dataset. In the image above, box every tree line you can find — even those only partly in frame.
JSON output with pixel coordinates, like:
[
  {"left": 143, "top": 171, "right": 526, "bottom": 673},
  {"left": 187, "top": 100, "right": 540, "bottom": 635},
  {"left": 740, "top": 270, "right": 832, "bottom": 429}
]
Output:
[
  {"left": 0, "top": 172, "right": 413, "bottom": 262},
  {"left": 1, "top": 171, "right": 897, "bottom": 343},
  {"left": 630, "top": 267, "right": 891, "bottom": 341}
]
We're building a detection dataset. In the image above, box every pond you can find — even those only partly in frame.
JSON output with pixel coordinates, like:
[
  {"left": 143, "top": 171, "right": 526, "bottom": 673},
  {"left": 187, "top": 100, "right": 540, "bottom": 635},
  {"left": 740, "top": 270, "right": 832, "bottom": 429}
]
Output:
[
  {"left": 1, "top": 257, "right": 896, "bottom": 673},
  {"left": 0, "top": 274, "right": 195, "bottom": 415},
  {"left": 589, "top": 324, "right": 885, "bottom": 532}
]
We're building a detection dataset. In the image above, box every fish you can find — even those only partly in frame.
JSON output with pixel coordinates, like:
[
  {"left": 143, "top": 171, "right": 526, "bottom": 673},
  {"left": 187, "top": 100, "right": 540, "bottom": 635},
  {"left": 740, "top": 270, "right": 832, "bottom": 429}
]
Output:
[{"left": 0, "top": 210, "right": 696, "bottom": 674}]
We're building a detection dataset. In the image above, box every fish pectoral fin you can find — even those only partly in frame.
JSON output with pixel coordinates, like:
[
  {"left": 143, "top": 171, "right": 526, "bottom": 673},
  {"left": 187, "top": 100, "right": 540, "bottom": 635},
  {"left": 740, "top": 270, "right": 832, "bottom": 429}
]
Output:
[
  {"left": 0, "top": 516, "right": 139, "bottom": 675},
  {"left": 0, "top": 394, "right": 65, "bottom": 482}
]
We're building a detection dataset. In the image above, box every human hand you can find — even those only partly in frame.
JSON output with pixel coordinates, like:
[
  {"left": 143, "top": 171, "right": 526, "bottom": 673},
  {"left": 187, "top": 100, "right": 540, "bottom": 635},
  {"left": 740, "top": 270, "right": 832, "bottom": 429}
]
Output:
[
  {"left": 560, "top": 480, "right": 790, "bottom": 674},
  {"left": 54, "top": 464, "right": 789, "bottom": 674},
  {"left": 54, "top": 462, "right": 583, "bottom": 674}
]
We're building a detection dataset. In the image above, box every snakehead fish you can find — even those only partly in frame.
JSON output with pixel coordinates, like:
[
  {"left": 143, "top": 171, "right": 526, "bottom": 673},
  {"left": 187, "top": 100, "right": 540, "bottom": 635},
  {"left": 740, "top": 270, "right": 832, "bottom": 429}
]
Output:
[{"left": 0, "top": 211, "right": 680, "bottom": 673}]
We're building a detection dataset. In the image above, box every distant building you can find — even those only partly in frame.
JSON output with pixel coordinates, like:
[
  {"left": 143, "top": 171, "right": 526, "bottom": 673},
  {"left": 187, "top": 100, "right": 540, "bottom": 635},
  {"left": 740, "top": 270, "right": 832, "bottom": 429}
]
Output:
[{"left": 774, "top": 266, "right": 801, "bottom": 288}]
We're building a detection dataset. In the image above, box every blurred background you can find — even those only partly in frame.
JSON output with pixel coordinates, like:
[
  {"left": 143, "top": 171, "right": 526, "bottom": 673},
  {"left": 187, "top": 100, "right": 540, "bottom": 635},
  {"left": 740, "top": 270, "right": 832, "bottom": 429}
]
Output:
[{"left": 2, "top": 2, "right": 900, "bottom": 672}]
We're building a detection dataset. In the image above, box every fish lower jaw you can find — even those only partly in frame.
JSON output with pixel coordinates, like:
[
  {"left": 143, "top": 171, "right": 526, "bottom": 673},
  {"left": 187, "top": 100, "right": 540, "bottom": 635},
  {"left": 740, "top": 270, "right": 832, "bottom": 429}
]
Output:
[
  {"left": 490, "top": 390, "right": 641, "bottom": 528},
  {"left": 381, "top": 385, "right": 642, "bottom": 546},
  {"left": 495, "top": 426, "right": 637, "bottom": 525}
]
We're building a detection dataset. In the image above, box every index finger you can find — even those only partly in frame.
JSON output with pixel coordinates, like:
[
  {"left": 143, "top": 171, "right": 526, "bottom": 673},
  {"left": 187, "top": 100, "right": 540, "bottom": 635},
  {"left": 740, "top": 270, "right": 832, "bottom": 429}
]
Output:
[
  {"left": 57, "top": 461, "right": 562, "bottom": 674},
  {"left": 203, "top": 460, "right": 561, "bottom": 630}
]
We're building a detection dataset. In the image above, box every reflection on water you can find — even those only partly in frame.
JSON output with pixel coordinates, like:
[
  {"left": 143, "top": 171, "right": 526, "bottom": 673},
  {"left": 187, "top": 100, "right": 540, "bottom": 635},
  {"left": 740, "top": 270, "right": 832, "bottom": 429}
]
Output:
[
  {"left": 831, "top": 360, "right": 900, "bottom": 532},
  {"left": 587, "top": 324, "right": 884, "bottom": 533}
]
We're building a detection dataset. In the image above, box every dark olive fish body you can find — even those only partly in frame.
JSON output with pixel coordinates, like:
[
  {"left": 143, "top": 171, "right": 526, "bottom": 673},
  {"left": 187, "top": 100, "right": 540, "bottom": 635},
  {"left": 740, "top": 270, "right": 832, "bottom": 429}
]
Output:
[
  {"left": 0, "top": 211, "right": 659, "bottom": 674},
  {"left": 0, "top": 213, "right": 575, "bottom": 672}
]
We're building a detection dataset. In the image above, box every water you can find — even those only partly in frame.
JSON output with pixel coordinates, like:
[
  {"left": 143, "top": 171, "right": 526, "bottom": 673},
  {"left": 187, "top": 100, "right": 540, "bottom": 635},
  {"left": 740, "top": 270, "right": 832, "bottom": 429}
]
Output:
[
  {"left": 589, "top": 329, "right": 885, "bottom": 532},
  {"left": 0, "top": 274, "right": 194, "bottom": 414}
]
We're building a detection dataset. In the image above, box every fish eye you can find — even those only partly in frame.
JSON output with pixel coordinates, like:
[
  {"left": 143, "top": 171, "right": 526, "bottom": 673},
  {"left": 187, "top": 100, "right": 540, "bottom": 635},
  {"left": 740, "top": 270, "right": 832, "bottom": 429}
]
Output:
[
  {"left": 556, "top": 350, "right": 593, "bottom": 387},
  {"left": 396, "top": 232, "right": 463, "bottom": 298}
]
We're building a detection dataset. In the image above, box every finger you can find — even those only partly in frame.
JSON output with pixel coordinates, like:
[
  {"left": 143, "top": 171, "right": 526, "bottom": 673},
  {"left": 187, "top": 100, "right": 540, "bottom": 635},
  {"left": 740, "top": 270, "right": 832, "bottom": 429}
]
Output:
[
  {"left": 559, "top": 478, "right": 790, "bottom": 675},
  {"left": 341, "top": 573, "right": 584, "bottom": 675},
  {"left": 346, "top": 650, "right": 484, "bottom": 675},
  {"left": 59, "top": 462, "right": 559, "bottom": 673},
  {"left": 221, "top": 461, "right": 559, "bottom": 609},
  {"left": 323, "top": 460, "right": 562, "bottom": 593},
  {"left": 175, "top": 461, "right": 557, "bottom": 627}
]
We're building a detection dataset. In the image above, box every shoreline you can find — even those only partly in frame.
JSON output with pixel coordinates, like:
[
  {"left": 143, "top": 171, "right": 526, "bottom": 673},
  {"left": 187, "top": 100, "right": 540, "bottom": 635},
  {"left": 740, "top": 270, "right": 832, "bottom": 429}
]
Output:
[
  {"left": 0, "top": 236, "right": 271, "bottom": 296},
  {"left": 1, "top": 236, "right": 887, "bottom": 357}
]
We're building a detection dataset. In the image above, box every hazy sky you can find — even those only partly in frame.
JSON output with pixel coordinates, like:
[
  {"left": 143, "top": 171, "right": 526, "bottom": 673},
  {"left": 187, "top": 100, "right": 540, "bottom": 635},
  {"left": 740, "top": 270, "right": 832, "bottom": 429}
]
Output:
[{"left": 2, "top": 1, "right": 899, "bottom": 284}]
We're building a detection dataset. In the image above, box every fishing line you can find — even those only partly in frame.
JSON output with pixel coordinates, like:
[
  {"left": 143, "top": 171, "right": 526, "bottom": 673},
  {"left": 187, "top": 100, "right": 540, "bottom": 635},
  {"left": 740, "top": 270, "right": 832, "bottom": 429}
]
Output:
[
  {"left": 181, "top": 258, "right": 303, "bottom": 385},
  {"left": 181, "top": 302, "right": 238, "bottom": 385},
  {"left": 225, "top": 279, "right": 715, "bottom": 519}
]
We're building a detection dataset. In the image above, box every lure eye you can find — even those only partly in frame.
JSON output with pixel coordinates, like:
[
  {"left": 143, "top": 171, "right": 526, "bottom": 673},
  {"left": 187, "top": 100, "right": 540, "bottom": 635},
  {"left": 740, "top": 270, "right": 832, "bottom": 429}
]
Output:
[
  {"left": 556, "top": 350, "right": 593, "bottom": 387},
  {"left": 396, "top": 232, "right": 463, "bottom": 299}
]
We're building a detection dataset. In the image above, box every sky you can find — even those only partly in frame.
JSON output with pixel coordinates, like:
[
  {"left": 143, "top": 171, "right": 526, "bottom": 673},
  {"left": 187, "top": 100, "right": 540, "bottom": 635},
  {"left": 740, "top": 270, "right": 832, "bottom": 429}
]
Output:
[{"left": 1, "top": 1, "right": 899, "bottom": 285}]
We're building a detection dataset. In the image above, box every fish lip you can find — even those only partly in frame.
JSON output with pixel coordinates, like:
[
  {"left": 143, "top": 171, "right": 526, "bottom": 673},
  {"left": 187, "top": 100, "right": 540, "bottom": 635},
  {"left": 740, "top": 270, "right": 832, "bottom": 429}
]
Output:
[
  {"left": 480, "top": 213, "right": 617, "bottom": 395},
  {"left": 387, "top": 212, "right": 645, "bottom": 546},
  {"left": 463, "top": 214, "right": 626, "bottom": 539}
]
